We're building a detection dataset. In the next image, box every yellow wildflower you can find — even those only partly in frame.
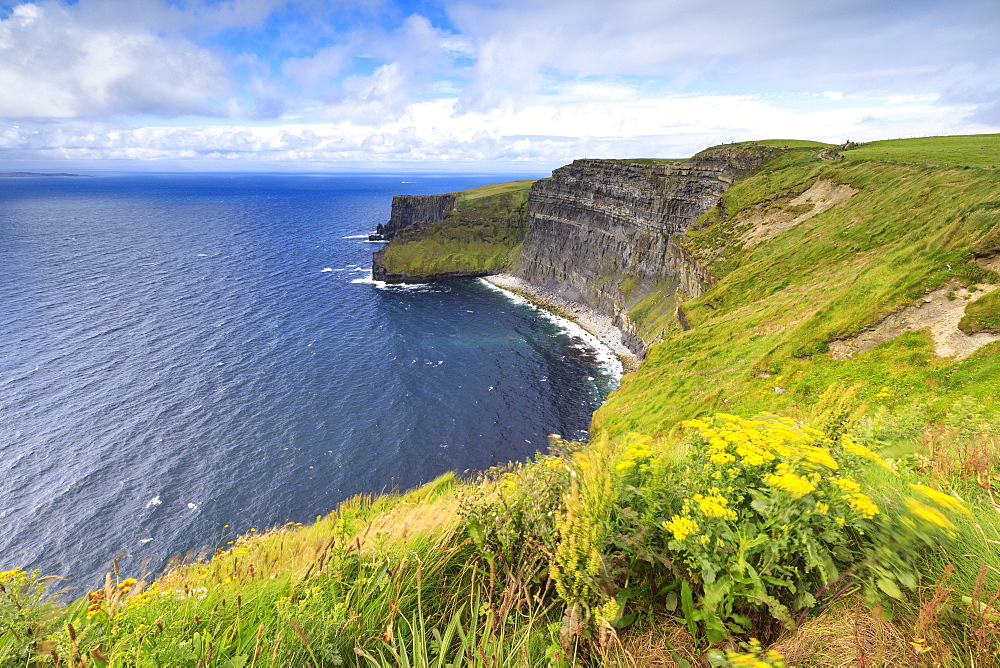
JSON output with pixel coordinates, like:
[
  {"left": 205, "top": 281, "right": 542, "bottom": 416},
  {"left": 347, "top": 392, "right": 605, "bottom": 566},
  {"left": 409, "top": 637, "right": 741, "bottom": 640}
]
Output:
[
  {"left": 710, "top": 451, "right": 736, "bottom": 464},
  {"left": 693, "top": 493, "right": 738, "bottom": 519},
  {"left": 764, "top": 464, "right": 816, "bottom": 497},
  {"left": 543, "top": 456, "right": 563, "bottom": 470},
  {"left": 910, "top": 484, "right": 969, "bottom": 514},
  {"left": 800, "top": 444, "right": 839, "bottom": 470},
  {"left": 848, "top": 492, "right": 879, "bottom": 518},
  {"left": 662, "top": 515, "right": 700, "bottom": 541},
  {"left": 833, "top": 478, "right": 861, "bottom": 494},
  {"left": 905, "top": 497, "right": 955, "bottom": 529}
]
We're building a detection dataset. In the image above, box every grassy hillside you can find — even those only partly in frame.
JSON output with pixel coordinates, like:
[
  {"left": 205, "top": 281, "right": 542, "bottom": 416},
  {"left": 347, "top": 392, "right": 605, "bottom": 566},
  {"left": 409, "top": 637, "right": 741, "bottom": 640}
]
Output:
[
  {"left": 600, "top": 136, "right": 1000, "bottom": 439},
  {"left": 844, "top": 134, "right": 1000, "bottom": 169},
  {"left": 5, "top": 136, "right": 1000, "bottom": 666},
  {"left": 377, "top": 179, "right": 535, "bottom": 278}
]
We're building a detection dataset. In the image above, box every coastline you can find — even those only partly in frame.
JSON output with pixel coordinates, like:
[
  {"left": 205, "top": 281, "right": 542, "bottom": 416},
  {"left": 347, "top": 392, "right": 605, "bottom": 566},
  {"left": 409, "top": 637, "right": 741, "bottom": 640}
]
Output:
[{"left": 482, "top": 273, "right": 641, "bottom": 373}]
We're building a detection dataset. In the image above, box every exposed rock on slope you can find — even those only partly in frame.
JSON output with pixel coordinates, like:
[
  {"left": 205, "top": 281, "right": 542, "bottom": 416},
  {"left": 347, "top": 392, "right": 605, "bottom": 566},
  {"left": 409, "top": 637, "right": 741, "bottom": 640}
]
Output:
[
  {"left": 376, "top": 194, "right": 456, "bottom": 240},
  {"left": 372, "top": 181, "right": 532, "bottom": 284},
  {"left": 829, "top": 278, "right": 1000, "bottom": 361},
  {"left": 739, "top": 179, "right": 858, "bottom": 248},
  {"left": 511, "top": 146, "right": 773, "bottom": 356}
]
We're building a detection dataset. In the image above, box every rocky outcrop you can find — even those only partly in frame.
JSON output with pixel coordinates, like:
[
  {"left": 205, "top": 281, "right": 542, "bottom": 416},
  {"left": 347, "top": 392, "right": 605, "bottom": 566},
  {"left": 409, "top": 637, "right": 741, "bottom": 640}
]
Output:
[
  {"left": 374, "top": 194, "right": 456, "bottom": 240},
  {"left": 512, "top": 146, "right": 773, "bottom": 356}
]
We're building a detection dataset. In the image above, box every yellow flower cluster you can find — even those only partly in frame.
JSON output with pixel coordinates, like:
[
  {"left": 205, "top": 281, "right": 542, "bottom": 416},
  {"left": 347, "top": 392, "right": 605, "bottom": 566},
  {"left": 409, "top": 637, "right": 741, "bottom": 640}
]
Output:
[
  {"left": 910, "top": 483, "right": 969, "bottom": 514},
  {"left": 616, "top": 436, "right": 655, "bottom": 471},
  {"left": 542, "top": 455, "right": 564, "bottom": 470},
  {"left": 905, "top": 498, "right": 954, "bottom": 529},
  {"left": 0, "top": 567, "right": 38, "bottom": 588},
  {"left": 683, "top": 414, "right": 883, "bottom": 522},
  {"left": 834, "top": 478, "right": 880, "bottom": 518},
  {"left": 764, "top": 463, "right": 816, "bottom": 497},
  {"left": 693, "top": 493, "right": 738, "bottom": 519},
  {"left": 684, "top": 414, "right": 836, "bottom": 473},
  {"left": 724, "top": 638, "right": 787, "bottom": 667},
  {"left": 663, "top": 514, "right": 700, "bottom": 541}
]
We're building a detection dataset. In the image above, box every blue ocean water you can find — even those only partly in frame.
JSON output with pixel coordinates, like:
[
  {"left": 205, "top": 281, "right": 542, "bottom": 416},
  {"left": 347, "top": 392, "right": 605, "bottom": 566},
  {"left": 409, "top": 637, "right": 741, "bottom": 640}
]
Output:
[{"left": 0, "top": 173, "right": 617, "bottom": 593}]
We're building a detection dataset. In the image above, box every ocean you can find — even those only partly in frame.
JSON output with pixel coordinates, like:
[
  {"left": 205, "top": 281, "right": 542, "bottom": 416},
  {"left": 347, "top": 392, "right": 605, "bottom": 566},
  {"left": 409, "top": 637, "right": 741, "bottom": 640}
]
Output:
[{"left": 0, "top": 173, "right": 619, "bottom": 594}]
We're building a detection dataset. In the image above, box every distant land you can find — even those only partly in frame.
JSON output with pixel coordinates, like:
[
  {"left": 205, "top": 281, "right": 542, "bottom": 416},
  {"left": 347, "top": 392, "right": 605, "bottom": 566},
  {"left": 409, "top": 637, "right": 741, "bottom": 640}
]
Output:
[{"left": 0, "top": 172, "right": 86, "bottom": 178}]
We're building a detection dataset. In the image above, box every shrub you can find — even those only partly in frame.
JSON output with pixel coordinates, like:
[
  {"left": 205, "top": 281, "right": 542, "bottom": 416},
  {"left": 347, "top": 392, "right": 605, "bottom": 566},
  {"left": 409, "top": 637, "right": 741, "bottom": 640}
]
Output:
[{"left": 601, "top": 414, "right": 970, "bottom": 644}]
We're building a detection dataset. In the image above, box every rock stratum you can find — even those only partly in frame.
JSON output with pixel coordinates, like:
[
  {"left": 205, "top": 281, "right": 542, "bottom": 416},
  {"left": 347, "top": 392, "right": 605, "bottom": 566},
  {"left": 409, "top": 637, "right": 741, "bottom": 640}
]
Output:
[{"left": 373, "top": 145, "right": 774, "bottom": 358}]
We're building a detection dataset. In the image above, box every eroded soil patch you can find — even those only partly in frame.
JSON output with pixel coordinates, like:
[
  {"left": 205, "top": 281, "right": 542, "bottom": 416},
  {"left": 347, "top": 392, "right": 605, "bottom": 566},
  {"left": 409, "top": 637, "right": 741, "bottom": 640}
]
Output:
[
  {"left": 741, "top": 179, "right": 858, "bottom": 248},
  {"left": 829, "top": 281, "right": 1000, "bottom": 361}
]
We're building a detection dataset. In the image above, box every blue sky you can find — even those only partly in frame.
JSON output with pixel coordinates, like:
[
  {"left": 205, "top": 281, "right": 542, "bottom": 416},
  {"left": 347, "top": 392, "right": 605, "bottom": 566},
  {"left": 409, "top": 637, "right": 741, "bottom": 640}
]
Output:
[{"left": 1, "top": 0, "right": 998, "bottom": 171}]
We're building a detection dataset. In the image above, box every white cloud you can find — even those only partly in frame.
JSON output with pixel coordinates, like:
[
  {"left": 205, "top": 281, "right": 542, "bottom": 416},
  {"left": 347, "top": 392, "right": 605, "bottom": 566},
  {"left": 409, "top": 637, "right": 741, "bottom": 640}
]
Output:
[
  {"left": 3, "top": 85, "right": 992, "bottom": 170},
  {"left": 446, "top": 0, "right": 1000, "bottom": 120},
  {"left": 0, "top": 1, "right": 229, "bottom": 118},
  {"left": 1, "top": 0, "right": 997, "bottom": 167}
]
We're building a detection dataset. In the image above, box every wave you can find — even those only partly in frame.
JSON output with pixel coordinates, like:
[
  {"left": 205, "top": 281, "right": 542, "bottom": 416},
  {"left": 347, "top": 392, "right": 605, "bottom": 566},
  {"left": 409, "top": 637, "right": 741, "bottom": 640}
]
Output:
[{"left": 479, "top": 280, "right": 624, "bottom": 381}]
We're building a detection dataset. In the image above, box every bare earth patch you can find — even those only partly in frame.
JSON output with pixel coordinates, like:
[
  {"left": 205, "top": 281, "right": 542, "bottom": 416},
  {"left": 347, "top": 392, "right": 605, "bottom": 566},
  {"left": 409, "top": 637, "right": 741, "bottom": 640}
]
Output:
[
  {"left": 741, "top": 179, "right": 858, "bottom": 248},
  {"left": 829, "top": 280, "right": 1000, "bottom": 361}
]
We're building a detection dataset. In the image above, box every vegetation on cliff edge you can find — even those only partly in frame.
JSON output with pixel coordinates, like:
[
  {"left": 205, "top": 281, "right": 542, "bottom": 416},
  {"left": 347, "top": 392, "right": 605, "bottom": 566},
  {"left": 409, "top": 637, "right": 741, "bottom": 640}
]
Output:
[{"left": 377, "top": 179, "right": 534, "bottom": 278}]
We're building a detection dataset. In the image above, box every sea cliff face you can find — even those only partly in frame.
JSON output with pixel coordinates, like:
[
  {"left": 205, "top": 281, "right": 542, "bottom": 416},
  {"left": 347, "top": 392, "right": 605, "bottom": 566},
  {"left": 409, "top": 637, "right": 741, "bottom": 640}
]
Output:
[
  {"left": 376, "top": 193, "right": 457, "bottom": 239},
  {"left": 512, "top": 146, "right": 773, "bottom": 356},
  {"left": 372, "top": 181, "right": 533, "bottom": 284},
  {"left": 371, "top": 146, "right": 772, "bottom": 354}
]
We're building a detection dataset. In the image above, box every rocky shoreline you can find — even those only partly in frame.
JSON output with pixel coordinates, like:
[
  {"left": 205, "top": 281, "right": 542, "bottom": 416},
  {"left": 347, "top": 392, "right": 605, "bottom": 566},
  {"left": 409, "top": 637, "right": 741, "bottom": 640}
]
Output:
[{"left": 483, "top": 273, "right": 641, "bottom": 373}]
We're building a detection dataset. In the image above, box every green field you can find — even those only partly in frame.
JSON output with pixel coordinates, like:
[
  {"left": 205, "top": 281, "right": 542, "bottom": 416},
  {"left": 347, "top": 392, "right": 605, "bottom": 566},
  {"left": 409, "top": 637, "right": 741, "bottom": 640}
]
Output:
[
  {"left": 844, "top": 133, "right": 1000, "bottom": 168},
  {"left": 596, "top": 141, "right": 1000, "bottom": 438},
  {"left": 749, "top": 139, "right": 835, "bottom": 149}
]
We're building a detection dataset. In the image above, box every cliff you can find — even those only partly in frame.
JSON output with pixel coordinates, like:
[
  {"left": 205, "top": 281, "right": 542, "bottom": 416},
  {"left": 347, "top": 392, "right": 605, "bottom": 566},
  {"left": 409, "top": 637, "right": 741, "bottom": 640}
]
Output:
[
  {"left": 372, "top": 180, "right": 533, "bottom": 283},
  {"left": 375, "top": 193, "right": 457, "bottom": 240},
  {"left": 511, "top": 146, "right": 774, "bottom": 356}
]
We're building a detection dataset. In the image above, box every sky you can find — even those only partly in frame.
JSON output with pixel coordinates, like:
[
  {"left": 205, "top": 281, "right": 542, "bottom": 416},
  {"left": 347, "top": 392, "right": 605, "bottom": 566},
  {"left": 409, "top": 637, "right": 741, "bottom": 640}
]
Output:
[{"left": 1, "top": 0, "right": 998, "bottom": 172}]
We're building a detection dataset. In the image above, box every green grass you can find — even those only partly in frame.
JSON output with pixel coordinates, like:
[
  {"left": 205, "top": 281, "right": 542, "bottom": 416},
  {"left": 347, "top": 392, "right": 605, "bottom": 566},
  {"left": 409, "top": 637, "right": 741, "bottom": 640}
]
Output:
[
  {"left": 595, "top": 143, "right": 1000, "bottom": 439},
  {"left": 456, "top": 179, "right": 537, "bottom": 201},
  {"left": 844, "top": 134, "right": 1000, "bottom": 169},
  {"left": 611, "top": 158, "right": 685, "bottom": 165},
  {"left": 748, "top": 139, "right": 835, "bottom": 149},
  {"left": 959, "top": 288, "right": 1000, "bottom": 334},
  {"left": 379, "top": 179, "right": 534, "bottom": 278}
]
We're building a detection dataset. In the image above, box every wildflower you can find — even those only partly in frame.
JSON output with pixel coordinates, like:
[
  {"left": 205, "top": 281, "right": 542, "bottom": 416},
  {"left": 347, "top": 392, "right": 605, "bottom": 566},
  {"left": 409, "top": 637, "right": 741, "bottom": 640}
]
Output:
[
  {"left": 833, "top": 478, "right": 861, "bottom": 494},
  {"left": 910, "top": 484, "right": 969, "bottom": 514},
  {"left": 662, "top": 515, "right": 700, "bottom": 541},
  {"left": 848, "top": 492, "right": 880, "bottom": 518},
  {"left": 764, "top": 464, "right": 816, "bottom": 497},
  {"left": 905, "top": 497, "right": 955, "bottom": 529},
  {"left": 815, "top": 502, "right": 829, "bottom": 515},
  {"left": 693, "top": 493, "right": 738, "bottom": 519},
  {"left": 710, "top": 451, "right": 736, "bottom": 464},
  {"left": 800, "top": 444, "right": 839, "bottom": 470}
]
